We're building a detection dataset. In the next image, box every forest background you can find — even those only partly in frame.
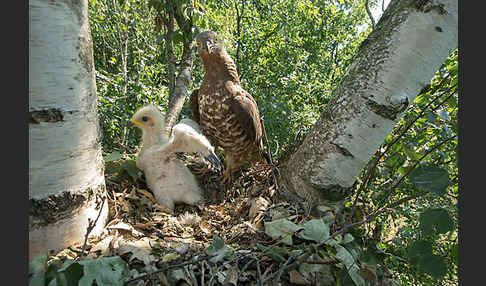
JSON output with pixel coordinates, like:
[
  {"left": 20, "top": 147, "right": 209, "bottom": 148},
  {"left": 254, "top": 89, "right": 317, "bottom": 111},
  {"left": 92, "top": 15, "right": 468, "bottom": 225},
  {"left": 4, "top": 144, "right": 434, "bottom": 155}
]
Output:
[{"left": 33, "top": 0, "right": 458, "bottom": 285}]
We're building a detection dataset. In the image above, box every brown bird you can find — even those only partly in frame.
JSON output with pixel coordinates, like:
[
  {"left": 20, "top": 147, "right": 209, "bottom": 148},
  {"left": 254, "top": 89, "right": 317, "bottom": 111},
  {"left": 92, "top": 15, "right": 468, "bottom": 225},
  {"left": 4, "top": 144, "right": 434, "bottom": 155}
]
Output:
[{"left": 190, "top": 31, "right": 264, "bottom": 184}]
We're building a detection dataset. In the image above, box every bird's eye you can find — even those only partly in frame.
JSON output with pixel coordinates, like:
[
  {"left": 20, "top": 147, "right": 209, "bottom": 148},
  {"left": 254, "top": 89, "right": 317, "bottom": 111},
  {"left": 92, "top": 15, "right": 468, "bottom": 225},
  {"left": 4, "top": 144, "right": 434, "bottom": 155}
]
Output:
[
  {"left": 214, "top": 37, "right": 219, "bottom": 42},
  {"left": 195, "top": 41, "right": 201, "bottom": 47},
  {"left": 142, "top": 116, "right": 149, "bottom": 122}
]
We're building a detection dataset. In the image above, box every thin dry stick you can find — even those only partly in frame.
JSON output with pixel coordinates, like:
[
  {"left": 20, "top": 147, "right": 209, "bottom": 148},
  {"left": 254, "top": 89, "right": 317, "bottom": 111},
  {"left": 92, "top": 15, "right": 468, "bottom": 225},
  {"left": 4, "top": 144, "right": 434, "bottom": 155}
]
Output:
[
  {"left": 273, "top": 256, "right": 293, "bottom": 286},
  {"left": 200, "top": 261, "right": 205, "bottom": 286},
  {"left": 76, "top": 195, "right": 106, "bottom": 261},
  {"left": 365, "top": 0, "right": 375, "bottom": 28},
  {"left": 256, "top": 259, "right": 263, "bottom": 286},
  {"left": 260, "top": 117, "right": 279, "bottom": 193},
  {"left": 124, "top": 253, "right": 219, "bottom": 285}
]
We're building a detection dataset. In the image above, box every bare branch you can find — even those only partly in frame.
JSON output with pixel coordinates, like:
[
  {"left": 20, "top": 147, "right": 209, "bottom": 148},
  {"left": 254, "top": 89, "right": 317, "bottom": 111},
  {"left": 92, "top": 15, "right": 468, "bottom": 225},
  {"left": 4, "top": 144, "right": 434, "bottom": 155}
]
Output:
[
  {"left": 76, "top": 195, "right": 107, "bottom": 260},
  {"left": 365, "top": 0, "right": 376, "bottom": 29}
]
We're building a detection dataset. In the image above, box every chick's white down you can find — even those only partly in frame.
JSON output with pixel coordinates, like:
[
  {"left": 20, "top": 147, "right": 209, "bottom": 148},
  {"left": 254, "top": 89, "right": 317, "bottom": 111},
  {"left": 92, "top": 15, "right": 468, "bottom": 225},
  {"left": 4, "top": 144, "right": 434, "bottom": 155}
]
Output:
[{"left": 131, "top": 105, "right": 220, "bottom": 210}]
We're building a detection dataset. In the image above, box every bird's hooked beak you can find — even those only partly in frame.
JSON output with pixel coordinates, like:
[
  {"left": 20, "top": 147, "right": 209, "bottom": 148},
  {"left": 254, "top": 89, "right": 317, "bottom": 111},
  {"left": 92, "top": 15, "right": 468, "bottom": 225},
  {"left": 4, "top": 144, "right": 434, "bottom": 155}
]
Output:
[
  {"left": 130, "top": 118, "right": 144, "bottom": 127},
  {"left": 206, "top": 41, "right": 216, "bottom": 54},
  {"left": 206, "top": 149, "right": 223, "bottom": 171},
  {"left": 199, "top": 40, "right": 217, "bottom": 54}
]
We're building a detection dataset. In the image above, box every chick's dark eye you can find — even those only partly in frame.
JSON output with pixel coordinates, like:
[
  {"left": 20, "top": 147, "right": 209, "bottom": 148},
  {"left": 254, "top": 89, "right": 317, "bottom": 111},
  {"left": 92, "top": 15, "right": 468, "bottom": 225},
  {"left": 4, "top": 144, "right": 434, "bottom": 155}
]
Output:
[{"left": 142, "top": 116, "right": 149, "bottom": 122}]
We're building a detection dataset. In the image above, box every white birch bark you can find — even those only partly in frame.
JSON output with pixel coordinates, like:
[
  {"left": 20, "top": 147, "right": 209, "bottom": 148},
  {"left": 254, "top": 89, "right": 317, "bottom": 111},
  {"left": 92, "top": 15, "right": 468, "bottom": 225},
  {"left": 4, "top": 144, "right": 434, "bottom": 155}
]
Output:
[
  {"left": 281, "top": 0, "right": 458, "bottom": 204},
  {"left": 29, "top": 0, "right": 108, "bottom": 260}
]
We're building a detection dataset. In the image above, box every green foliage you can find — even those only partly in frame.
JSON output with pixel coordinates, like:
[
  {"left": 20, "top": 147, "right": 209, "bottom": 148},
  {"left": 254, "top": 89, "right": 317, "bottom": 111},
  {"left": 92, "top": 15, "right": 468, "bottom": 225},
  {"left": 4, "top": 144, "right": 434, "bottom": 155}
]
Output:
[
  {"left": 353, "top": 50, "right": 458, "bottom": 285},
  {"left": 409, "top": 164, "right": 451, "bottom": 196},
  {"left": 419, "top": 208, "right": 454, "bottom": 236},
  {"left": 88, "top": 1, "right": 458, "bottom": 284},
  {"left": 297, "top": 218, "right": 331, "bottom": 243},
  {"left": 90, "top": 0, "right": 370, "bottom": 157},
  {"left": 205, "top": 235, "right": 235, "bottom": 263},
  {"left": 29, "top": 254, "right": 129, "bottom": 286}
]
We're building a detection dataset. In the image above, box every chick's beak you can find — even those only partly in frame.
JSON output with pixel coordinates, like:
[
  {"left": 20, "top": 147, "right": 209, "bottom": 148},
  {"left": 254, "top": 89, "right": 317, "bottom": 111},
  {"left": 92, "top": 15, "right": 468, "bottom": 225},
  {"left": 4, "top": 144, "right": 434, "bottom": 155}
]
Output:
[{"left": 130, "top": 118, "right": 144, "bottom": 127}]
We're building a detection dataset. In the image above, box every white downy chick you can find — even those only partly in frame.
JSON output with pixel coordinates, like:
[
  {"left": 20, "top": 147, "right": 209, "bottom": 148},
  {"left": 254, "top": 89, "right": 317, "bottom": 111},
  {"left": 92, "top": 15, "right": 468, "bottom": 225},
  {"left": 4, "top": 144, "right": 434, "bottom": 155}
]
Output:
[{"left": 130, "top": 104, "right": 221, "bottom": 210}]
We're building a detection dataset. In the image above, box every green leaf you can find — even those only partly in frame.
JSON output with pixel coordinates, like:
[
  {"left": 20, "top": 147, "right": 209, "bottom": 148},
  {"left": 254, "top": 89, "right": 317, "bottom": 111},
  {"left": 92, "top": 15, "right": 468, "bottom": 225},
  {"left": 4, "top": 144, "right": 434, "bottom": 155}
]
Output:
[
  {"left": 407, "top": 240, "right": 433, "bottom": 264},
  {"left": 408, "top": 165, "right": 451, "bottom": 196},
  {"left": 205, "top": 236, "right": 234, "bottom": 263},
  {"left": 58, "top": 260, "right": 84, "bottom": 286},
  {"left": 342, "top": 233, "right": 354, "bottom": 244},
  {"left": 418, "top": 254, "right": 447, "bottom": 279},
  {"left": 451, "top": 243, "right": 458, "bottom": 264},
  {"left": 359, "top": 248, "right": 380, "bottom": 266},
  {"left": 296, "top": 218, "right": 330, "bottom": 243},
  {"left": 403, "top": 145, "right": 420, "bottom": 161},
  {"left": 264, "top": 218, "right": 304, "bottom": 245},
  {"left": 29, "top": 254, "right": 47, "bottom": 286},
  {"left": 173, "top": 32, "right": 184, "bottom": 45},
  {"left": 437, "top": 109, "right": 451, "bottom": 121},
  {"left": 120, "top": 160, "right": 141, "bottom": 183},
  {"left": 335, "top": 245, "right": 365, "bottom": 286},
  {"left": 419, "top": 208, "right": 454, "bottom": 236},
  {"left": 256, "top": 244, "right": 287, "bottom": 263},
  {"left": 205, "top": 235, "right": 226, "bottom": 256},
  {"left": 425, "top": 110, "right": 437, "bottom": 123},
  {"left": 78, "top": 256, "right": 129, "bottom": 286},
  {"left": 104, "top": 151, "right": 123, "bottom": 163}
]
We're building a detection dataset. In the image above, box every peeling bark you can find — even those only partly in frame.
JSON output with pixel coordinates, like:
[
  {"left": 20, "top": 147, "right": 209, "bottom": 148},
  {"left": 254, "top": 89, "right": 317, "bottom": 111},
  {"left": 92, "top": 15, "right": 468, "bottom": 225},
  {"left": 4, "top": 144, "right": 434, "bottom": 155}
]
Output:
[
  {"left": 280, "top": 0, "right": 458, "bottom": 205},
  {"left": 29, "top": 0, "right": 107, "bottom": 260}
]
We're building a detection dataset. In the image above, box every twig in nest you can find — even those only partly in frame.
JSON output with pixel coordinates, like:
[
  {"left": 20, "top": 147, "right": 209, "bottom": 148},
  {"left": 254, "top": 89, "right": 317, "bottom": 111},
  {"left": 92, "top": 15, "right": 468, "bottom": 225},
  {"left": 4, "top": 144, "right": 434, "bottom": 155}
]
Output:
[
  {"left": 272, "top": 256, "right": 293, "bottom": 286},
  {"left": 76, "top": 195, "right": 107, "bottom": 261},
  {"left": 200, "top": 260, "right": 206, "bottom": 286},
  {"left": 260, "top": 116, "right": 280, "bottom": 193},
  {"left": 256, "top": 259, "right": 263, "bottom": 286},
  {"left": 124, "top": 253, "right": 219, "bottom": 285}
]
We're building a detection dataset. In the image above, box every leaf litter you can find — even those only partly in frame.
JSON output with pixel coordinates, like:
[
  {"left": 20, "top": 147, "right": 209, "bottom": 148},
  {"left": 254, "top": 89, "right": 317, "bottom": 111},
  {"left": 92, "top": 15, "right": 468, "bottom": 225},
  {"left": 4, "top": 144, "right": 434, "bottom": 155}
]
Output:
[{"left": 40, "top": 154, "right": 374, "bottom": 285}]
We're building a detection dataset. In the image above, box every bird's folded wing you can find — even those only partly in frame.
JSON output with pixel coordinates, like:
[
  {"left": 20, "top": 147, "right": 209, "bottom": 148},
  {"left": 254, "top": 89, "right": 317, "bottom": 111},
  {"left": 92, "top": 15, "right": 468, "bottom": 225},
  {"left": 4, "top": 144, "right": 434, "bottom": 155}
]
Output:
[
  {"left": 170, "top": 122, "right": 214, "bottom": 156},
  {"left": 189, "top": 89, "right": 200, "bottom": 124},
  {"left": 225, "top": 81, "right": 263, "bottom": 145}
]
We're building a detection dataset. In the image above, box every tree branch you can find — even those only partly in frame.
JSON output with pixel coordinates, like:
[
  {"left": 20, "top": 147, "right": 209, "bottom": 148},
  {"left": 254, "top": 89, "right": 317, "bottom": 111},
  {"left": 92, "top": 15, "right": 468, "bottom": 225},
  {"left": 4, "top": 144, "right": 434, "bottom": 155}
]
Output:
[
  {"left": 163, "top": 2, "right": 194, "bottom": 137},
  {"left": 365, "top": 0, "right": 375, "bottom": 29}
]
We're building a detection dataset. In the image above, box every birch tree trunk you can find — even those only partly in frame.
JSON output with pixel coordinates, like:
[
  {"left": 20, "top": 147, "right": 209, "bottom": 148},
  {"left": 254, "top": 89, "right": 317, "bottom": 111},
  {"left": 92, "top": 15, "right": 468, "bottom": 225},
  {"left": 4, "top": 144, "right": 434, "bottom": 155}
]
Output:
[
  {"left": 29, "top": 0, "right": 108, "bottom": 261},
  {"left": 280, "top": 0, "right": 458, "bottom": 207},
  {"left": 163, "top": 3, "right": 194, "bottom": 137}
]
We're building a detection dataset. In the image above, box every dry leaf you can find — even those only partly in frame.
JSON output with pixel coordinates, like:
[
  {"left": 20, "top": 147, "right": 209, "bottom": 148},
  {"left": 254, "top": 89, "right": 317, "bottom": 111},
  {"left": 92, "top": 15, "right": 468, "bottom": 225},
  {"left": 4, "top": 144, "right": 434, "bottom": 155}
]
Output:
[
  {"left": 118, "top": 237, "right": 156, "bottom": 266},
  {"left": 249, "top": 196, "right": 270, "bottom": 220},
  {"left": 107, "top": 220, "right": 145, "bottom": 238},
  {"left": 137, "top": 189, "right": 157, "bottom": 203},
  {"left": 90, "top": 235, "right": 118, "bottom": 257},
  {"left": 289, "top": 270, "right": 311, "bottom": 285},
  {"left": 162, "top": 252, "right": 181, "bottom": 263},
  {"left": 154, "top": 204, "right": 174, "bottom": 214},
  {"left": 199, "top": 221, "right": 211, "bottom": 234},
  {"left": 359, "top": 263, "right": 377, "bottom": 284}
]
